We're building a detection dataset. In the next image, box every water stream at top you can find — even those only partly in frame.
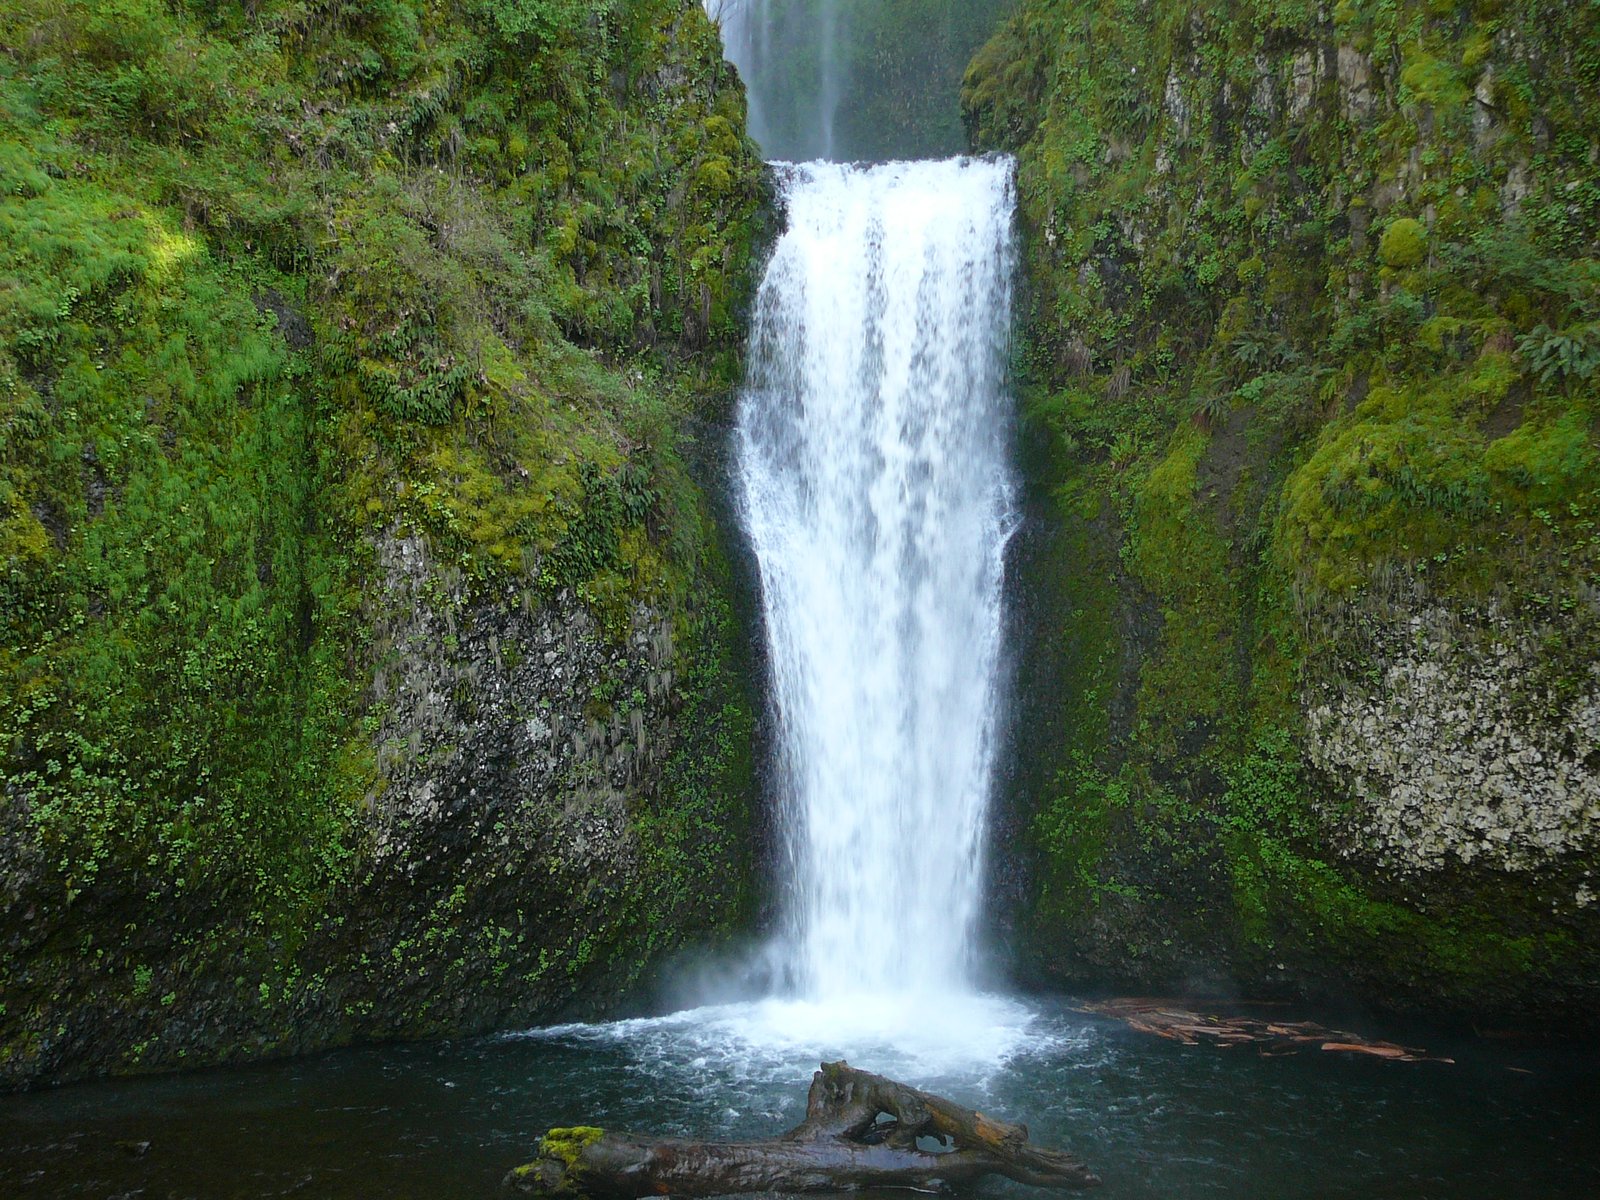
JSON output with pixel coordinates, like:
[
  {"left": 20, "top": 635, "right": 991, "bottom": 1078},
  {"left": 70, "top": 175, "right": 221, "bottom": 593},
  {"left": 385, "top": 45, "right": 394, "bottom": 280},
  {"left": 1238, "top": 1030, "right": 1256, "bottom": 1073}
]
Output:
[{"left": 714, "top": 0, "right": 844, "bottom": 161}]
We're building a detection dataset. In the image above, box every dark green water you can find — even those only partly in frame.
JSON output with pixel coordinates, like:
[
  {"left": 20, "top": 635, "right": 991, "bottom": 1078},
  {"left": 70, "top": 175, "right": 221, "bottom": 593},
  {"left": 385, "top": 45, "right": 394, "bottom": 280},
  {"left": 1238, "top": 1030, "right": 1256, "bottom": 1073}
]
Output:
[{"left": 4, "top": 995, "right": 1597, "bottom": 1200}]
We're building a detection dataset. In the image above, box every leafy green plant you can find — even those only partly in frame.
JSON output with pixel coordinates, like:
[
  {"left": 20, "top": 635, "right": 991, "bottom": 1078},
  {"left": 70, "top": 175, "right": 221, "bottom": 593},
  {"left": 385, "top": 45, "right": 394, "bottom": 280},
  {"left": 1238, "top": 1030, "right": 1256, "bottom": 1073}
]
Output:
[
  {"left": 1517, "top": 323, "right": 1600, "bottom": 383},
  {"left": 1192, "top": 392, "right": 1230, "bottom": 430}
]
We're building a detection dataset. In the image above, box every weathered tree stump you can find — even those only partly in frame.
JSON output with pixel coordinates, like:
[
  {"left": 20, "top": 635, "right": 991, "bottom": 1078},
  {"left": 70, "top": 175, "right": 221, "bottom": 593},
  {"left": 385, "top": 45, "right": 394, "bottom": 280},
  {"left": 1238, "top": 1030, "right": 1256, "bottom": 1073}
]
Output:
[{"left": 503, "top": 1060, "right": 1099, "bottom": 1196}]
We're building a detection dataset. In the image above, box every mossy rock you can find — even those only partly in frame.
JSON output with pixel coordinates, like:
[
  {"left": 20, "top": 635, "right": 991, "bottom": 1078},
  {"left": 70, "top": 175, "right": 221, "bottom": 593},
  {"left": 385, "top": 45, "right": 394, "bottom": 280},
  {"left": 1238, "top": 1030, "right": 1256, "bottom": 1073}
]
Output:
[
  {"left": 965, "top": 0, "right": 1600, "bottom": 1027},
  {"left": 1378, "top": 217, "right": 1428, "bottom": 269},
  {"left": 541, "top": 1126, "right": 606, "bottom": 1169},
  {"left": 0, "top": 0, "right": 770, "bottom": 1089}
]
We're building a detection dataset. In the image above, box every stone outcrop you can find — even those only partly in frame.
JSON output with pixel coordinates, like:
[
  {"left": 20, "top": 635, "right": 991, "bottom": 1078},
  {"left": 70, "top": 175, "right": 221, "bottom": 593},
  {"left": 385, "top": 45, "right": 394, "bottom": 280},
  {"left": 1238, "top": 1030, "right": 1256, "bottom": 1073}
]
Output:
[{"left": 1308, "top": 608, "right": 1600, "bottom": 877}]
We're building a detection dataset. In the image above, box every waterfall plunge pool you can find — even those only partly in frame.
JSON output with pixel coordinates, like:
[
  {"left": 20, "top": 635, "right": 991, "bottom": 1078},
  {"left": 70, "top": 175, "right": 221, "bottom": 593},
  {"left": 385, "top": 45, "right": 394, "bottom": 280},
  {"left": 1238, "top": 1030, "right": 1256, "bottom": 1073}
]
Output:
[{"left": 4, "top": 993, "right": 1597, "bottom": 1199}]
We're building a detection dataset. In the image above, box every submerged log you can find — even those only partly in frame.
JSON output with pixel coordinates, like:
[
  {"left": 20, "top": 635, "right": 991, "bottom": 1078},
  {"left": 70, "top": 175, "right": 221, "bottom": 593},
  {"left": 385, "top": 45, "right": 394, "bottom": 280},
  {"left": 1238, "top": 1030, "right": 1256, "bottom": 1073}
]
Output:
[
  {"left": 1077, "top": 997, "right": 1454, "bottom": 1063},
  {"left": 503, "top": 1060, "right": 1100, "bottom": 1196}
]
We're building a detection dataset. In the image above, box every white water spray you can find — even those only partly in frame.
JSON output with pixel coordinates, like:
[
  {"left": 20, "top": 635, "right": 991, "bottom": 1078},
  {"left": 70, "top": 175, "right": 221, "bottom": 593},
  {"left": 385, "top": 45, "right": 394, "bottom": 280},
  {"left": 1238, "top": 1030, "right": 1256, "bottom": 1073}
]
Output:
[
  {"left": 737, "top": 158, "right": 1019, "bottom": 1003},
  {"left": 542, "top": 7, "right": 1036, "bottom": 1075}
]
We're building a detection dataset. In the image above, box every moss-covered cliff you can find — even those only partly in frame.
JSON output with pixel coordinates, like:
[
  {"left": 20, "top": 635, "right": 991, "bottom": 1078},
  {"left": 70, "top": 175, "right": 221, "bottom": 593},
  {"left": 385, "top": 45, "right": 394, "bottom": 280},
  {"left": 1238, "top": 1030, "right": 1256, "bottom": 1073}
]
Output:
[
  {"left": 967, "top": 0, "right": 1598, "bottom": 1024},
  {"left": 0, "top": 0, "right": 770, "bottom": 1088}
]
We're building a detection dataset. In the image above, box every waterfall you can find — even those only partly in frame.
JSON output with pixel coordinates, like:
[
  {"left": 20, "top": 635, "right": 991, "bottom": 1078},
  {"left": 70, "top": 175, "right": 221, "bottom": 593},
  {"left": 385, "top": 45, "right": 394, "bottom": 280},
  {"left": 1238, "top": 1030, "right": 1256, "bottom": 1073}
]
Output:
[
  {"left": 736, "top": 158, "right": 1018, "bottom": 1000},
  {"left": 816, "top": 0, "right": 840, "bottom": 161},
  {"left": 711, "top": 0, "right": 768, "bottom": 152},
  {"left": 711, "top": 0, "right": 844, "bottom": 161}
]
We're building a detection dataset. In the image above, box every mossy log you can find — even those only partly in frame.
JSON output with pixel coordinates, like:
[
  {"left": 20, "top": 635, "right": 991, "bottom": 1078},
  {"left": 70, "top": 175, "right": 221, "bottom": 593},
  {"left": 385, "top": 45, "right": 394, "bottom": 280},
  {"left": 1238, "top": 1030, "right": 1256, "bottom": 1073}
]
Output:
[{"left": 502, "top": 1060, "right": 1100, "bottom": 1196}]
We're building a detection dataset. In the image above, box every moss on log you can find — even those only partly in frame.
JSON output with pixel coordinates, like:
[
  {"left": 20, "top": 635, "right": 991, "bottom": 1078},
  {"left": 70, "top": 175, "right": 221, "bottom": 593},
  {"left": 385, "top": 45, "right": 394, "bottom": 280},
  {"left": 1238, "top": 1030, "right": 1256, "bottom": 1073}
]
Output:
[{"left": 503, "top": 1060, "right": 1100, "bottom": 1196}]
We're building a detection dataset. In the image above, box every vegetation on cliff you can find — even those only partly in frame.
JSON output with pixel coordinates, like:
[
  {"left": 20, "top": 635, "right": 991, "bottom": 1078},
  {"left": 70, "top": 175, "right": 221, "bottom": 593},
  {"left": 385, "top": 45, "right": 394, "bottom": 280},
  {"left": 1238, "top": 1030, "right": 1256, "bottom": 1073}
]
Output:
[
  {"left": 1, "top": 0, "right": 768, "bottom": 1086},
  {"left": 966, "top": 0, "right": 1599, "bottom": 1022}
]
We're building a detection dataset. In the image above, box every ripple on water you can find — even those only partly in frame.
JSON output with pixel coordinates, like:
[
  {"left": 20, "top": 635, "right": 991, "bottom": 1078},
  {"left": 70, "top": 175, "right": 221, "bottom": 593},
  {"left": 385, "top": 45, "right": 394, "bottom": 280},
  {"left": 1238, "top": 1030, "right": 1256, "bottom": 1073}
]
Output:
[{"left": 5, "top": 996, "right": 1600, "bottom": 1199}]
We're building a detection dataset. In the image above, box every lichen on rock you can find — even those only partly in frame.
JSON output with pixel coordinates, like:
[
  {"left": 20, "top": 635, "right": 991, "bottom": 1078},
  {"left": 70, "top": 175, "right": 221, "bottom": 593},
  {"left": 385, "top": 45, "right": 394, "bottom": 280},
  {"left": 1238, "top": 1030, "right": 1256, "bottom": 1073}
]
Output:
[{"left": 1307, "top": 607, "right": 1600, "bottom": 875}]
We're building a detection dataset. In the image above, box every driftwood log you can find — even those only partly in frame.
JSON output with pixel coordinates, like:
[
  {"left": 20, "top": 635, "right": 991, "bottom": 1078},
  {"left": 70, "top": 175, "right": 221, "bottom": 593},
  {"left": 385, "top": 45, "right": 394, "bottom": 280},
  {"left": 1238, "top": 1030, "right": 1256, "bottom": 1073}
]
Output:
[
  {"left": 1078, "top": 997, "right": 1455, "bottom": 1063},
  {"left": 503, "top": 1060, "right": 1099, "bottom": 1196}
]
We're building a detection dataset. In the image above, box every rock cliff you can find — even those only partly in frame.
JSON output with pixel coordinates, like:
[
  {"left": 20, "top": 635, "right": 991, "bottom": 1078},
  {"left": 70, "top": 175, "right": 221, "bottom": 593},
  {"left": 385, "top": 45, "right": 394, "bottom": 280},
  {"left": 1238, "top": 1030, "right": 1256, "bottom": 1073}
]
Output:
[
  {"left": 967, "top": 0, "right": 1599, "bottom": 1024},
  {"left": 0, "top": 0, "right": 770, "bottom": 1088}
]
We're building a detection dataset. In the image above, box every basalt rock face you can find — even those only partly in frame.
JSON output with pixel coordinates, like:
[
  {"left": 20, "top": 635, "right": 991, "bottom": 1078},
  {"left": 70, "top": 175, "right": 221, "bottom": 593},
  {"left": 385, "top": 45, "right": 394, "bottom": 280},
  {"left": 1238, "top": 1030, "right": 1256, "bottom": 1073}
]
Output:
[
  {"left": 295, "top": 527, "right": 759, "bottom": 1047},
  {"left": 1306, "top": 607, "right": 1600, "bottom": 878},
  {"left": 967, "top": 1, "right": 1600, "bottom": 1023},
  {"left": 0, "top": 0, "right": 769, "bottom": 1089}
]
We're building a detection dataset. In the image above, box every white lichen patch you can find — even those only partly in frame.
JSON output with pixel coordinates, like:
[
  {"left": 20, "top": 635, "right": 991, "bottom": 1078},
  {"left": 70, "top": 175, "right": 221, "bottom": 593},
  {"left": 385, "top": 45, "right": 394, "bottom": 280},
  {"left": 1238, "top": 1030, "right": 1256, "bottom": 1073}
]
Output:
[{"left": 1306, "top": 609, "right": 1600, "bottom": 874}]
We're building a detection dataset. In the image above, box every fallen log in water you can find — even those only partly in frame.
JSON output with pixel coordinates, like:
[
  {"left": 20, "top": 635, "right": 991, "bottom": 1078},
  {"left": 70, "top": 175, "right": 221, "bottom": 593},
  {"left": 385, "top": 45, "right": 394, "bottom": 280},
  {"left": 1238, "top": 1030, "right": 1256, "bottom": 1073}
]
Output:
[
  {"left": 503, "top": 1060, "right": 1100, "bottom": 1196},
  {"left": 1078, "top": 997, "right": 1454, "bottom": 1063}
]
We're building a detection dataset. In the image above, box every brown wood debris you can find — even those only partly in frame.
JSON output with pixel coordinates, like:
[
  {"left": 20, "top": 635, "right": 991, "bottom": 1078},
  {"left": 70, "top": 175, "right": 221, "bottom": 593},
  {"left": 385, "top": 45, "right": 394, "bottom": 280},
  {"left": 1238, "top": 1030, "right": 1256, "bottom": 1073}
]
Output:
[
  {"left": 1077, "top": 997, "right": 1454, "bottom": 1064},
  {"left": 503, "top": 1061, "right": 1100, "bottom": 1197}
]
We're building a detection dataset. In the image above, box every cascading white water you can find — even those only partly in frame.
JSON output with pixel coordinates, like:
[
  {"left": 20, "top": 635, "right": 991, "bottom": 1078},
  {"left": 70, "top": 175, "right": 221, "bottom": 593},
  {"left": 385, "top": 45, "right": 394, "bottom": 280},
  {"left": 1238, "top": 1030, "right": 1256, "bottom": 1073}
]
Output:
[
  {"left": 514, "top": 9, "right": 1037, "bottom": 1079},
  {"left": 736, "top": 158, "right": 1018, "bottom": 1002}
]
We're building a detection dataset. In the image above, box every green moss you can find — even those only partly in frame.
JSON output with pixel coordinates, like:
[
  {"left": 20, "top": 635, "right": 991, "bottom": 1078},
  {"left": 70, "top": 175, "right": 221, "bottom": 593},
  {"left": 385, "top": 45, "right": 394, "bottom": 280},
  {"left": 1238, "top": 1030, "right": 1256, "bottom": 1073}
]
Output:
[
  {"left": 1034, "top": 766, "right": 1139, "bottom": 920},
  {"left": 504, "top": 1125, "right": 606, "bottom": 1196},
  {"left": 0, "top": 0, "right": 770, "bottom": 1085},
  {"left": 1401, "top": 52, "right": 1470, "bottom": 109},
  {"left": 1484, "top": 409, "right": 1598, "bottom": 505},
  {"left": 1379, "top": 217, "right": 1429, "bottom": 268},
  {"left": 1128, "top": 427, "right": 1235, "bottom": 731},
  {"left": 1225, "top": 833, "right": 1572, "bottom": 1001},
  {"left": 541, "top": 1125, "right": 605, "bottom": 1168}
]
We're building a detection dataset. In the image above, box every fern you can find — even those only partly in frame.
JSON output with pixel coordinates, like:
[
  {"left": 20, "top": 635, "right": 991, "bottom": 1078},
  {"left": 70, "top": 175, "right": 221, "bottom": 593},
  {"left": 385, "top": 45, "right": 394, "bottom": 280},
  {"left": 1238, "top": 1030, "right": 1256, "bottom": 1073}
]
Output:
[
  {"left": 1517, "top": 323, "right": 1600, "bottom": 383},
  {"left": 1193, "top": 392, "right": 1231, "bottom": 430}
]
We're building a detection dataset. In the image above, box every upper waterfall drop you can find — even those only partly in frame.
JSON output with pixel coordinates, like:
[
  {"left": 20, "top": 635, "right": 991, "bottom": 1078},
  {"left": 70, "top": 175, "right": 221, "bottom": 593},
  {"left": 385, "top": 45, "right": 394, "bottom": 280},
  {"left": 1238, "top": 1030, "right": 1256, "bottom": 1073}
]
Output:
[
  {"left": 736, "top": 157, "right": 1019, "bottom": 1001},
  {"left": 711, "top": 0, "right": 845, "bottom": 161}
]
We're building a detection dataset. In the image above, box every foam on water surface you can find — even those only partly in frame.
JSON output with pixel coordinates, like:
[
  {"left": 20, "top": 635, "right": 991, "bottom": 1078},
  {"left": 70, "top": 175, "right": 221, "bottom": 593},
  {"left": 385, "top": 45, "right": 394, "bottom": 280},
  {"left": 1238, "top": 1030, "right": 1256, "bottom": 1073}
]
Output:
[{"left": 519, "top": 991, "right": 1051, "bottom": 1090}]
